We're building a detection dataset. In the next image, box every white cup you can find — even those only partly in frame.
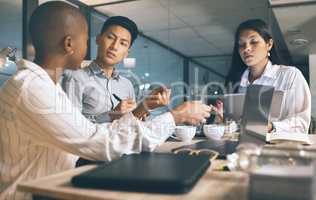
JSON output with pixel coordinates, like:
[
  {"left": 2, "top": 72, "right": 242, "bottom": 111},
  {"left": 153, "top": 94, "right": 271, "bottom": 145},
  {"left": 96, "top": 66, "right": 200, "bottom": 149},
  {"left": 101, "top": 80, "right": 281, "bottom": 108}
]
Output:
[
  {"left": 171, "top": 126, "right": 196, "bottom": 142},
  {"left": 203, "top": 124, "right": 225, "bottom": 140}
]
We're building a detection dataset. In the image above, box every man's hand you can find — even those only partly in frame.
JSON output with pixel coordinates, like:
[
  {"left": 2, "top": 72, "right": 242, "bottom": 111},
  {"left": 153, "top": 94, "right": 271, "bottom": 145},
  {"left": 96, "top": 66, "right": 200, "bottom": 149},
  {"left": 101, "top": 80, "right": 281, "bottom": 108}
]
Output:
[
  {"left": 143, "top": 86, "right": 171, "bottom": 111},
  {"left": 170, "top": 101, "right": 212, "bottom": 125},
  {"left": 110, "top": 98, "right": 136, "bottom": 120},
  {"left": 132, "top": 87, "right": 171, "bottom": 120}
]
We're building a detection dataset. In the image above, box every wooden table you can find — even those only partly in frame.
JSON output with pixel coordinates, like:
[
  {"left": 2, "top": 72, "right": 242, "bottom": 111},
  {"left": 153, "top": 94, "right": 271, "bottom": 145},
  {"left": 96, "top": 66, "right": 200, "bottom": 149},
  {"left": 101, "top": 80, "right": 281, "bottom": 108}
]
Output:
[{"left": 18, "top": 136, "right": 316, "bottom": 200}]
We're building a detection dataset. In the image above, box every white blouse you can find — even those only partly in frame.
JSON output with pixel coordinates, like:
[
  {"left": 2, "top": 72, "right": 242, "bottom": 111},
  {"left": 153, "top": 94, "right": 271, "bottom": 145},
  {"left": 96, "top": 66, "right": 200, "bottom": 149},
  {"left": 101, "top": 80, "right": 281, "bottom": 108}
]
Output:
[
  {"left": 239, "top": 61, "right": 311, "bottom": 134},
  {"left": 0, "top": 60, "right": 175, "bottom": 200}
]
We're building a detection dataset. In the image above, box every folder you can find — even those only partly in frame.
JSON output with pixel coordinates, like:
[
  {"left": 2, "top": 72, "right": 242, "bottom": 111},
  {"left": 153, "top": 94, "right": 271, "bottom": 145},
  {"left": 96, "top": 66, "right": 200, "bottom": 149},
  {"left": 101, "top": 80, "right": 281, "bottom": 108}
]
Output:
[{"left": 71, "top": 152, "right": 210, "bottom": 194}]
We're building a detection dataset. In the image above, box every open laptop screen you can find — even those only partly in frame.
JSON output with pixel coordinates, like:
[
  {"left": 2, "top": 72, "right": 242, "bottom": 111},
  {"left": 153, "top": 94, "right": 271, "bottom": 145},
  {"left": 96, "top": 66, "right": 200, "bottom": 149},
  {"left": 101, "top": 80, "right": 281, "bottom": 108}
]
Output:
[
  {"left": 223, "top": 90, "right": 284, "bottom": 123},
  {"left": 239, "top": 85, "right": 275, "bottom": 145}
]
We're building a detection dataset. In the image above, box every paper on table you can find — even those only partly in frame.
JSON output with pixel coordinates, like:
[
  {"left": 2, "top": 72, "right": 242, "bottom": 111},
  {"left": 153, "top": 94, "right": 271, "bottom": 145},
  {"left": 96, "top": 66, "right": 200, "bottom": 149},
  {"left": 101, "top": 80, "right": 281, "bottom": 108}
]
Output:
[{"left": 266, "top": 132, "right": 312, "bottom": 145}]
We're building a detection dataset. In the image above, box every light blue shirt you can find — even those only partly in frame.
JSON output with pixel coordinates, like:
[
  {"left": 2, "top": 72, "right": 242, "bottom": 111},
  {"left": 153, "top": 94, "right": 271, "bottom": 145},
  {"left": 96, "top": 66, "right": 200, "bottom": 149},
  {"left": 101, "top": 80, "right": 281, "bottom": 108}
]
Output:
[{"left": 61, "top": 61, "right": 135, "bottom": 123}]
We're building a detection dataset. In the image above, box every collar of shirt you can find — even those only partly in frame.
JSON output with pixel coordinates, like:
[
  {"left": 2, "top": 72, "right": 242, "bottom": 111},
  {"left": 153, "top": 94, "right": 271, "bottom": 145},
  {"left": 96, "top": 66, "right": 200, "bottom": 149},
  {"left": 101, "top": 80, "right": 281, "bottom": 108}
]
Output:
[
  {"left": 17, "top": 59, "right": 55, "bottom": 83},
  {"left": 89, "top": 61, "right": 120, "bottom": 80},
  {"left": 240, "top": 60, "right": 278, "bottom": 87}
]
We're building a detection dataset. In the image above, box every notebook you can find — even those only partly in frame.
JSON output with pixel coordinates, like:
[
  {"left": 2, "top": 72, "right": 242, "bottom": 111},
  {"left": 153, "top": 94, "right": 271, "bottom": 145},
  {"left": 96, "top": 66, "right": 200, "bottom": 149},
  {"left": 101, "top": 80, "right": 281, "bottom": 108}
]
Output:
[{"left": 71, "top": 152, "right": 210, "bottom": 194}]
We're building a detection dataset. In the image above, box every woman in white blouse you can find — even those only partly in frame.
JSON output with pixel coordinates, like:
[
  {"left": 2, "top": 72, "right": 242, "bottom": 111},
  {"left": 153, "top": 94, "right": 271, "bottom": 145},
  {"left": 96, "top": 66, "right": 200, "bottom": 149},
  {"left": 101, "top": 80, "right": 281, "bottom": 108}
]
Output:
[{"left": 224, "top": 19, "right": 311, "bottom": 133}]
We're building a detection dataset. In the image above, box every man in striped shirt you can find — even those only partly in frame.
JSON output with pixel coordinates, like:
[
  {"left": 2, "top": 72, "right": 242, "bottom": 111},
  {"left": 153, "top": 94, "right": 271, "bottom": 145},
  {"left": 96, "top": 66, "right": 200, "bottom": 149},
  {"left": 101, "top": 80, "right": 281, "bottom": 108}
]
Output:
[{"left": 0, "top": 2, "right": 211, "bottom": 200}]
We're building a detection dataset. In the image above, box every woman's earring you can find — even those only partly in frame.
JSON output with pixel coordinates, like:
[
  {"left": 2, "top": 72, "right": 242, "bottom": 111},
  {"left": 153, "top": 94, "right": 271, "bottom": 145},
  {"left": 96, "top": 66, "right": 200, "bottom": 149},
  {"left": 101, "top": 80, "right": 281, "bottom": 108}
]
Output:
[{"left": 268, "top": 52, "right": 271, "bottom": 57}]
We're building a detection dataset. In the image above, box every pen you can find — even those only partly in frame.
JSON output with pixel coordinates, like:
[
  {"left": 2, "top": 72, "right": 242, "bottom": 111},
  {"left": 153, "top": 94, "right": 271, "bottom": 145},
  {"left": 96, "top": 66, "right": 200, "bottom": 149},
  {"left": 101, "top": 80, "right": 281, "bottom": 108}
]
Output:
[{"left": 112, "top": 93, "right": 122, "bottom": 102}]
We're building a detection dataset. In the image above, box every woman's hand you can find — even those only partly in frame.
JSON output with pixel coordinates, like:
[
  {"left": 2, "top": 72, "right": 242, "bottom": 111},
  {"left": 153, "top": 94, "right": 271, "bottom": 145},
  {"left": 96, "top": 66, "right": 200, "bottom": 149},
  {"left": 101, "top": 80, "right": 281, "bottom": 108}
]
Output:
[{"left": 212, "top": 98, "right": 224, "bottom": 124}]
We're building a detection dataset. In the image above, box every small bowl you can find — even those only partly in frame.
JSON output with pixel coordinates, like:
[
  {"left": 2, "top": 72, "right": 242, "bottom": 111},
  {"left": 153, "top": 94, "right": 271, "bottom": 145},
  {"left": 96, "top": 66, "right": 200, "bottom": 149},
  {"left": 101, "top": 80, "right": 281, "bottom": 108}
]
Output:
[{"left": 203, "top": 124, "right": 225, "bottom": 140}]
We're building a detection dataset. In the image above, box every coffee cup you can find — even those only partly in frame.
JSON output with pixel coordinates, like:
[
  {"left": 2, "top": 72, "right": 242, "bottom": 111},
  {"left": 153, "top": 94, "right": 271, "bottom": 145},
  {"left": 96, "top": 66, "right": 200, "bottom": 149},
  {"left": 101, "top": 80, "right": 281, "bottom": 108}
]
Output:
[
  {"left": 171, "top": 126, "right": 196, "bottom": 142},
  {"left": 203, "top": 124, "right": 225, "bottom": 140}
]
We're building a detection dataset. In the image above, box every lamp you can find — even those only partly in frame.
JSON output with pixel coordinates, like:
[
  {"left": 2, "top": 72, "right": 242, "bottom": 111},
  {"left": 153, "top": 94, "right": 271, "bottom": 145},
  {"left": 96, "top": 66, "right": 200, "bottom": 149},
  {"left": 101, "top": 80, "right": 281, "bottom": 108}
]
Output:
[
  {"left": 123, "top": 58, "right": 136, "bottom": 69},
  {"left": 0, "top": 47, "right": 16, "bottom": 69}
]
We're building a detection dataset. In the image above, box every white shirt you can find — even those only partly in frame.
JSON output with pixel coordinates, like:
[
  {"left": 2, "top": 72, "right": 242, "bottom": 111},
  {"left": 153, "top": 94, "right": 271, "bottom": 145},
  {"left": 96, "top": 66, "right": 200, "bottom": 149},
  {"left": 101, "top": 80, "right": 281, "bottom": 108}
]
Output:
[
  {"left": 239, "top": 61, "right": 311, "bottom": 133},
  {"left": 0, "top": 60, "right": 176, "bottom": 200}
]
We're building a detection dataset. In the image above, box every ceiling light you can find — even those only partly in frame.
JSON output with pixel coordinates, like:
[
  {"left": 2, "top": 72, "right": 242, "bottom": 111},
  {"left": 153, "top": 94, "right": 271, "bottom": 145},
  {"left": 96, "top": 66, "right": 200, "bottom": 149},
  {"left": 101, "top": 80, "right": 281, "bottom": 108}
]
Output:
[{"left": 289, "top": 38, "right": 309, "bottom": 46}]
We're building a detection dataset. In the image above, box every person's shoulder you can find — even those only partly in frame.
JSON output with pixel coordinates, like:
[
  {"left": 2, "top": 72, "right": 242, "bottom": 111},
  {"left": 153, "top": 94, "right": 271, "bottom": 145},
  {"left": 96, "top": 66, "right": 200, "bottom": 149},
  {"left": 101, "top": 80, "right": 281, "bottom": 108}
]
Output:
[
  {"left": 119, "top": 75, "right": 134, "bottom": 86},
  {"left": 13, "top": 59, "right": 47, "bottom": 84},
  {"left": 274, "top": 64, "right": 301, "bottom": 75},
  {"left": 7, "top": 60, "right": 55, "bottom": 96},
  {"left": 274, "top": 64, "right": 304, "bottom": 82},
  {"left": 62, "top": 68, "right": 90, "bottom": 83},
  {"left": 119, "top": 75, "right": 132, "bottom": 82}
]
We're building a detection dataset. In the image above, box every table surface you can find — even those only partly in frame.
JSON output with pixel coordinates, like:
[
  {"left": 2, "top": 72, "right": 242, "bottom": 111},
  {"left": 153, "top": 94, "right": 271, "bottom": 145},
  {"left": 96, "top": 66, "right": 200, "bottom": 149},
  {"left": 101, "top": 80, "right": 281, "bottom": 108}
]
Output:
[{"left": 18, "top": 135, "right": 316, "bottom": 200}]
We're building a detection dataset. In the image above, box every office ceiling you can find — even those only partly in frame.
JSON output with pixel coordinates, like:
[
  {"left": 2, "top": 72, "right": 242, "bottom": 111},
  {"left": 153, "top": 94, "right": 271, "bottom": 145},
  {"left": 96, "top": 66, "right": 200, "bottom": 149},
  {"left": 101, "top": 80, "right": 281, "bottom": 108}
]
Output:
[
  {"left": 7, "top": 0, "right": 314, "bottom": 71},
  {"left": 81, "top": 0, "right": 316, "bottom": 67},
  {"left": 83, "top": 0, "right": 270, "bottom": 58},
  {"left": 270, "top": 0, "right": 316, "bottom": 64}
]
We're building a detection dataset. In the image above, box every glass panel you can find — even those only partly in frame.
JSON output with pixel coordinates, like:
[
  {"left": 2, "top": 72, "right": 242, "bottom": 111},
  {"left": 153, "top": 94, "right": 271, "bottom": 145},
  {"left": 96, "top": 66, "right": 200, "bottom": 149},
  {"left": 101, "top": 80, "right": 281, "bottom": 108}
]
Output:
[
  {"left": 0, "top": 0, "right": 22, "bottom": 87},
  {"left": 124, "top": 37, "right": 185, "bottom": 112},
  {"left": 90, "top": 13, "right": 107, "bottom": 59},
  {"left": 189, "top": 62, "right": 225, "bottom": 99}
]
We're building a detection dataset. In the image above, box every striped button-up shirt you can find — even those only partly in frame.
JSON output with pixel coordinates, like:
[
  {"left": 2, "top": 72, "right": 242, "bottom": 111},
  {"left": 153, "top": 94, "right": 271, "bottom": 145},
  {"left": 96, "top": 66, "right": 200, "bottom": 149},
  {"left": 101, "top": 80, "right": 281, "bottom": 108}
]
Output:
[
  {"left": 239, "top": 61, "right": 311, "bottom": 133},
  {"left": 0, "top": 60, "right": 175, "bottom": 200},
  {"left": 61, "top": 61, "right": 135, "bottom": 123}
]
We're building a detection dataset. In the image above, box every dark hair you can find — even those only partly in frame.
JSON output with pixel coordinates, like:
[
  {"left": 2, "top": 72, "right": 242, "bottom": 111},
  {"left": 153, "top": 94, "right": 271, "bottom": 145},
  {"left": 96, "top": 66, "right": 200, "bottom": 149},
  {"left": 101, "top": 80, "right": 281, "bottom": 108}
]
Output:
[
  {"left": 101, "top": 16, "right": 138, "bottom": 47},
  {"left": 225, "top": 19, "right": 282, "bottom": 91}
]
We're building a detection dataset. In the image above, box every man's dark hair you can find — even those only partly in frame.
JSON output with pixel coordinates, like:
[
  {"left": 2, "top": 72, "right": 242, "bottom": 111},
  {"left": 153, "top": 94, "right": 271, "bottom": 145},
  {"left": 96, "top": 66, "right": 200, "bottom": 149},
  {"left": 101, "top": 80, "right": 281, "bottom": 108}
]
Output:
[{"left": 101, "top": 16, "right": 138, "bottom": 47}]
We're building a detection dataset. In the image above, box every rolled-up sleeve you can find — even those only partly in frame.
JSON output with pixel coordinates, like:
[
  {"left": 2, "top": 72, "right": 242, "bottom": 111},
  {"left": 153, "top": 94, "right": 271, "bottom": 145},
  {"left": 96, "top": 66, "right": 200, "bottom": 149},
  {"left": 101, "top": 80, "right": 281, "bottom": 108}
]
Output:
[
  {"left": 139, "top": 112, "right": 176, "bottom": 151},
  {"left": 273, "top": 69, "right": 311, "bottom": 133},
  {"left": 19, "top": 74, "right": 175, "bottom": 162}
]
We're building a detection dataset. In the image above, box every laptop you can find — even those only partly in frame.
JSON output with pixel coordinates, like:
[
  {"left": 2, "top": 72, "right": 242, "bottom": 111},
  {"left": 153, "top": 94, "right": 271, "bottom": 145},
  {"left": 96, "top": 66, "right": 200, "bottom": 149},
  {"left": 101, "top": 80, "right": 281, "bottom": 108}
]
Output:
[
  {"left": 224, "top": 90, "right": 284, "bottom": 122},
  {"left": 223, "top": 93, "right": 245, "bottom": 121},
  {"left": 239, "top": 85, "right": 275, "bottom": 145},
  {"left": 173, "top": 85, "right": 275, "bottom": 158},
  {"left": 71, "top": 152, "right": 210, "bottom": 194}
]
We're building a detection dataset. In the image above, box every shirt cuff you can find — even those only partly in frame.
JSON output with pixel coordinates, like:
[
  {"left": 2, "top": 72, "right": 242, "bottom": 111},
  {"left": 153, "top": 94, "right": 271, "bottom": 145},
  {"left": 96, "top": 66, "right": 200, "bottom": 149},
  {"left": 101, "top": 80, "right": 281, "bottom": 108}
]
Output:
[
  {"left": 163, "top": 111, "right": 176, "bottom": 131},
  {"left": 152, "top": 112, "right": 176, "bottom": 138},
  {"left": 95, "top": 112, "right": 112, "bottom": 123}
]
